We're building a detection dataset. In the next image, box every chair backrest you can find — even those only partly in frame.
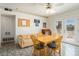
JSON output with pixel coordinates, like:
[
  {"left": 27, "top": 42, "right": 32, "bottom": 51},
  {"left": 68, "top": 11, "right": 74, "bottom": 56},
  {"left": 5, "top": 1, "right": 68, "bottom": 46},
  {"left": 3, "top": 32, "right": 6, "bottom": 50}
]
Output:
[
  {"left": 55, "top": 36, "right": 63, "bottom": 48},
  {"left": 42, "top": 29, "right": 52, "bottom": 35},
  {"left": 37, "top": 32, "right": 43, "bottom": 37},
  {"left": 31, "top": 35, "right": 40, "bottom": 45}
]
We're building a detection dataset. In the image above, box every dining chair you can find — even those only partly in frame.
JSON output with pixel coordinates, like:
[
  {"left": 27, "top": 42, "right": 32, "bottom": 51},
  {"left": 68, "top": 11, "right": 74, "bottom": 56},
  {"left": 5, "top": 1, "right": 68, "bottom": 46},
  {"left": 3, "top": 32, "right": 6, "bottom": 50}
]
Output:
[
  {"left": 47, "top": 36, "right": 63, "bottom": 56},
  {"left": 31, "top": 35, "right": 45, "bottom": 56}
]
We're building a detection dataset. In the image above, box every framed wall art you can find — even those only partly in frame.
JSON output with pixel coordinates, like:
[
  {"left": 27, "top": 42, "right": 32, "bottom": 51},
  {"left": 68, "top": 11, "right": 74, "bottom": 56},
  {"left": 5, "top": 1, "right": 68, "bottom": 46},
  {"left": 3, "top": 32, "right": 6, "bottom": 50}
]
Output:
[
  {"left": 56, "top": 20, "right": 62, "bottom": 34},
  {"left": 18, "top": 19, "right": 22, "bottom": 27},
  {"left": 43, "top": 22, "right": 47, "bottom": 28},
  {"left": 18, "top": 18, "right": 30, "bottom": 27},
  {"left": 26, "top": 20, "right": 30, "bottom": 27},
  {"left": 34, "top": 19, "right": 40, "bottom": 27}
]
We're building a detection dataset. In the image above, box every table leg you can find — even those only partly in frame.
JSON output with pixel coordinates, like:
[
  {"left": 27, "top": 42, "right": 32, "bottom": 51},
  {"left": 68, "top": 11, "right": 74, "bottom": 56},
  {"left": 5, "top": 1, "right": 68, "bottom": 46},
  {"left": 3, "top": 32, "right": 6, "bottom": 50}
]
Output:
[{"left": 44, "top": 44, "right": 48, "bottom": 56}]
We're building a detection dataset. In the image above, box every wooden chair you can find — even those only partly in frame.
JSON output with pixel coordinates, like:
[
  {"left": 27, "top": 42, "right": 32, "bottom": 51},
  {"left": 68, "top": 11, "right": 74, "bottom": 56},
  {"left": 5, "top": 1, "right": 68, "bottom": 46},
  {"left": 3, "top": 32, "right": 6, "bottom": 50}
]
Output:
[
  {"left": 31, "top": 35, "right": 45, "bottom": 56},
  {"left": 54, "top": 36, "right": 63, "bottom": 56},
  {"left": 31, "top": 35, "right": 40, "bottom": 45},
  {"left": 37, "top": 32, "right": 43, "bottom": 37},
  {"left": 47, "top": 36, "right": 63, "bottom": 56}
]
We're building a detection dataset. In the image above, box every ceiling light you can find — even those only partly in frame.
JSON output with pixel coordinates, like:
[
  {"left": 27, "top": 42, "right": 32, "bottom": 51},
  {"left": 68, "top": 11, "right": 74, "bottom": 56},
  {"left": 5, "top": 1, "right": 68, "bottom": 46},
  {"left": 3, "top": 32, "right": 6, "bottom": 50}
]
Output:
[
  {"left": 45, "top": 3, "right": 56, "bottom": 14},
  {"left": 46, "top": 8, "right": 56, "bottom": 14}
]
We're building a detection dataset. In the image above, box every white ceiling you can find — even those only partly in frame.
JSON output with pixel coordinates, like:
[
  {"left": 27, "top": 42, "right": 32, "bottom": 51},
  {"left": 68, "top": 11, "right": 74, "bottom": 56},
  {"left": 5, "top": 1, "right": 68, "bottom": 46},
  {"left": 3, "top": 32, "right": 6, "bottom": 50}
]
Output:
[{"left": 0, "top": 3, "right": 79, "bottom": 17}]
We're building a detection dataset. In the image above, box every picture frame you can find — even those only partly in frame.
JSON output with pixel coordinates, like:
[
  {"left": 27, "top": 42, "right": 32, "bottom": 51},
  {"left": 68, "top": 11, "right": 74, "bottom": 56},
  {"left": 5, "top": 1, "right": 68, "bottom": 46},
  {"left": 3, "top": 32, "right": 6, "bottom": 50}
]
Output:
[
  {"left": 43, "top": 22, "right": 47, "bottom": 28},
  {"left": 34, "top": 19, "right": 37, "bottom": 23},
  {"left": 56, "top": 20, "right": 62, "bottom": 34},
  {"left": 18, "top": 18, "right": 30, "bottom": 27},
  {"left": 56, "top": 21, "right": 62, "bottom": 30},
  {"left": 34, "top": 19, "right": 40, "bottom": 27}
]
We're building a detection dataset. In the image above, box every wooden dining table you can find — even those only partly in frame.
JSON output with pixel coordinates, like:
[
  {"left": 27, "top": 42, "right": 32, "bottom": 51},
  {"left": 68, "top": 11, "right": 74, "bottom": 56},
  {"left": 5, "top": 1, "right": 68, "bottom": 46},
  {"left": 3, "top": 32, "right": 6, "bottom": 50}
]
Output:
[
  {"left": 37, "top": 34, "right": 61, "bottom": 55},
  {"left": 37, "top": 35, "right": 54, "bottom": 55},
  {"left": 37, "top": 35, "right": 56, "bottom": 46}
]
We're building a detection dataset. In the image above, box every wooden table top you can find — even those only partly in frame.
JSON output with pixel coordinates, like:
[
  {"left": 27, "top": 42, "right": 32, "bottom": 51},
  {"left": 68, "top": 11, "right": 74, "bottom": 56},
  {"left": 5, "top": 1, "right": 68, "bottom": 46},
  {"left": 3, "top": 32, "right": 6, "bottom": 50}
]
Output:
[{"left": 37, "top": 35, "right": 55, "bottom": 45}]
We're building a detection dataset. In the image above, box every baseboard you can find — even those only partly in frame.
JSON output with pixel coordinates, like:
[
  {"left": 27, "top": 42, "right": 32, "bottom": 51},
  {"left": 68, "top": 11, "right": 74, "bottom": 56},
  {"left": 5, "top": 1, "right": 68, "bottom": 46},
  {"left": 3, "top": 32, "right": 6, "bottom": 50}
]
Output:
[{"left": 62, "top": 40, "right": 79, "bottom": 47}]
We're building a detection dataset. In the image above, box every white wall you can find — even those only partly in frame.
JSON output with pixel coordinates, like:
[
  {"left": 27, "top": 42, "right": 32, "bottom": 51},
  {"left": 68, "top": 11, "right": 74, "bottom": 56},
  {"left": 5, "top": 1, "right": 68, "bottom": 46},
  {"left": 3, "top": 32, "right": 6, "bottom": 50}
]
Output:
[
  {"left": 0, "top": 9, "right": 47, "bottom": 44},
  {"left": 48, "top": 9, "right": 79, "bottom": 45},
  {"left": 48, "top": 9, "right": 79, "bottom": 31},
  {"left": 16, "top": 12, "right": 47, "bottom": 35}
]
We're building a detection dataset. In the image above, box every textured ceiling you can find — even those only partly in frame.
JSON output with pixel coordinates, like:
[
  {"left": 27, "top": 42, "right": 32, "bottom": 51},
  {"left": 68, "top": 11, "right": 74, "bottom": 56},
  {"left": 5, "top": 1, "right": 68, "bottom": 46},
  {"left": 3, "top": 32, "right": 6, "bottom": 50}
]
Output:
[{"left": 0, "top": 3, "right": 79, "bottom": 17}]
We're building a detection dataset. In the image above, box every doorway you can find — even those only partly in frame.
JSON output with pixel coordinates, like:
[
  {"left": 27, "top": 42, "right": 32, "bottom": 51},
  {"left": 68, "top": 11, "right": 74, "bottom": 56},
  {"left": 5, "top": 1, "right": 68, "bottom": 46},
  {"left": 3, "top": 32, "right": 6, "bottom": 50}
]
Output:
[{"left": 1, "top": 14, "right": 15, "bottom": 46}]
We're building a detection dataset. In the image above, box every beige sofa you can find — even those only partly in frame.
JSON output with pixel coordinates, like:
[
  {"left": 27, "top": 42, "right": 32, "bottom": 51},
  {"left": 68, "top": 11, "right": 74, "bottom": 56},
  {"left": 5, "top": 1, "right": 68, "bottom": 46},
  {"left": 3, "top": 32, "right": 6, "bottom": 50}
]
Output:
[{"left": 17, "top": 35, "right": 33, "bottom": 48}]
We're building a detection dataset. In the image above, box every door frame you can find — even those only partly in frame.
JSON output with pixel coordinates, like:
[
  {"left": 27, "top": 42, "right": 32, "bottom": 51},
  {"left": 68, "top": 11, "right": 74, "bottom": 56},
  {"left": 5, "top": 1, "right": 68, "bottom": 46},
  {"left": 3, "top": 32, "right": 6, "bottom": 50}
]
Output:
[{"left": 1, "top": 14, "right": 16, "bottom": 46}]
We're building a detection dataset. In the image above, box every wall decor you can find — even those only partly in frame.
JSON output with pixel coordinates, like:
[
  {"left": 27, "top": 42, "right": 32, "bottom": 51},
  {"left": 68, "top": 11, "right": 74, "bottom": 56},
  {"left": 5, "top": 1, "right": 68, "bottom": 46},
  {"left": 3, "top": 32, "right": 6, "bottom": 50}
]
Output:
[
  {"left": 56, "top": 21, "right": 62, "bottom": 30},
  {"left": 64, "top": 18, "right": 76, "bottom": 38},
  {"left": 18, "top": 19, "right": 22, "bottom": 27},
  {"left": 38, "top": 20, "right": 40, "bottom": 23},
  {"left": 18, "top": 19, "right": 30, "bottom": 27},
  {"left": 34, "top": 19, "right": 37, "bottom": 23},
  {"left": 35, "top": 23, "right": 39, "bottom": 26},
  {"left": 66, "top": 24, "right": 74, "bottom": 31},
  {"left": 26, "top": 20, "right": 30, "bottom": 27},
  {"left": 22, "top": 20, "right": 26, "bottom": 27},
  {"left": 43, "top": 22, "right": 47, "bottom": 28},
  {"left": 65, "top": 19, "right": 75, "bottom": 31},
  {"left": 56, "top": 21, "right": 62, "bottom": 34},
  {"left": 34, "top": 19, "right": 40, "bottom": 27}
]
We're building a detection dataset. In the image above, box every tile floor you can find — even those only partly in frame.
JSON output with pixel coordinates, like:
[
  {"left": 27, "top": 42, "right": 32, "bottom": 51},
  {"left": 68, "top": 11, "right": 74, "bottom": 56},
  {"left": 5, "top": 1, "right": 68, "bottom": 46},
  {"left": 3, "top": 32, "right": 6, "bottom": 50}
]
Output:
[
  {"left": 62, "top": 42, "right": 79, "bottom": 56},
  {"left": 0, "top": 42, "right": 79, "bottom": 56}
]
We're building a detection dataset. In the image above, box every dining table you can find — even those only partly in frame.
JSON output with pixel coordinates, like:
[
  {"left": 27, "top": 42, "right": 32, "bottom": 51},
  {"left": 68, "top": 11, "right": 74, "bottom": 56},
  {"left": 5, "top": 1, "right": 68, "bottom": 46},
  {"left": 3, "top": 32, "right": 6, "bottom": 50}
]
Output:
[
  {"left": 37, "top": 35, "right": 55, "bottom": 55},
  {"left": 37, "top": 34, "right": 61, "bottom": 55},
  {"left": 37, "top": 35, "right": 58, "bottom": 46}
]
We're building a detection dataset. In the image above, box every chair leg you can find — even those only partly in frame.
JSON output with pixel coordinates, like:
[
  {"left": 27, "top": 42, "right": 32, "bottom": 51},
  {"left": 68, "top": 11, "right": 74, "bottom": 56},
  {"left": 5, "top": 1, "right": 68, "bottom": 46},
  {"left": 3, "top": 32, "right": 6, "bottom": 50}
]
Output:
[
  {"left": 53, "top": 49, "right": 56, "bottom": 56},
  {"left": 59, "top": 50, "right": 61, "bottom": 56},
  {"left": 40, "top": 49, "right": 44, "bottom": 56},
  {"left": 53, "top": 49, "right": 59, "bottom": 56},
  {"left": 54, "top": 49, "right": 61, "bottom": 56},
  {"left": 32, "top": 47, "right": 39, "bottom": 56},
  {"left": 37, "top": 50, "right": 40, "bottom": 56},
  {"left": 51, "top": 49, "right": 55, "bottom": 56},
  {"left": 32, "top": 47, "right": 36, "bottom": 56}
]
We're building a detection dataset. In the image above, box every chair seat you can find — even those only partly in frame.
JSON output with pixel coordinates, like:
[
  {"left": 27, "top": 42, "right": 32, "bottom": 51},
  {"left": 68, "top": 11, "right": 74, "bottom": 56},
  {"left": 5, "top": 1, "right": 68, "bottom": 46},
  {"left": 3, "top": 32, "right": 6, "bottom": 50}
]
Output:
[
  {"left": 47, "top": 41, "right": 56, "bottom": 48},
  {"left": 34, "top": 43, "right": 44, "bottom": 49}
]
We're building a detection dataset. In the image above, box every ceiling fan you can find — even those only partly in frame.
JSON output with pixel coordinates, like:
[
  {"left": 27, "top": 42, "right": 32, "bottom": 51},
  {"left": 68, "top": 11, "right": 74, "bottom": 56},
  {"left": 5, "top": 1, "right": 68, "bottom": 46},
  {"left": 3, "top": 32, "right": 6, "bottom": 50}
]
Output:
[
  {"left": 44, "top": 3, "right": 56, "bottom": 14},
  {"left": 45, "top": 3, "right": 52, "bottom": 9}
]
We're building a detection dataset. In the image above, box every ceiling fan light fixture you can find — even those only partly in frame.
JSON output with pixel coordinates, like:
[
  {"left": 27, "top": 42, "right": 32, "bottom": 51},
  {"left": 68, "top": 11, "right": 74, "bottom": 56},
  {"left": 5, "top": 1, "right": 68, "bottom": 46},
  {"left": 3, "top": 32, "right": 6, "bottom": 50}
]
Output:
[
  {"left": 46, "top": 8, "right": 56, "bottom": 14},
  {"left": 45, "top": 3, "right": 56, "bottom": 14}
]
